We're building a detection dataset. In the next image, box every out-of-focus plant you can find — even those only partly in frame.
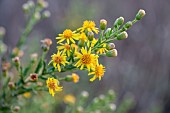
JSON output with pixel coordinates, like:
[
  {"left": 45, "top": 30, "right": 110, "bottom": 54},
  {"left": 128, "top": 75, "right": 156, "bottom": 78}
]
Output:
[{"left": 0, "top": 0, "right": 146, "bottom": 112}]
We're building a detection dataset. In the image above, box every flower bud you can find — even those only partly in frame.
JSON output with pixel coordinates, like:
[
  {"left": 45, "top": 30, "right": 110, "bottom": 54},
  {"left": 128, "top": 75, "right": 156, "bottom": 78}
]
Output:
[
  {"left": 117, "top": 31, "right": 128, "bottom": 40},
  {"left": 76, "top": 106, "right": 84, "bottom": 113},
  {"left": 106, "top": 43, "right": 115, "bottom": 50},
  {"left": 100, "top": 19, "right": 107, "bottom": 30},
  {"left": 109, "top": 103, "right": 116, "bottom": 111},
  {"left": 30, "top": 53, "right": 38, "bottom": 63},
  {"left": 0, "top": 42, "right": 7, "bottom": 55},
  {"left": 22, "top": 4, "right": 29, "bottom": 13},
  {"left": 27, "top": 0, "right": 35, "bottom": 8},
  {"left": 78, "top": 40, "right": 85, "bottom": 47},
  {"left": 41, "top": 38, "right": 52, "bottom": 46},
  {"left": 34, "top": 12, "right": 41, "bottom": 21},
  {"left": 8, "top": 82, "right": 15, "bottom": 89},
  {"left": 41, "top": 38, "right": 52, "bottom": 52},
  {"left": 30, "top": 73, "right": 38, "bottom": 81},
  {"left": 0, "top": 26, "right": 6, "bottom": 38},
  {"left": 12, "top": 47, "right": 24, "bottom": 57},
  {"left": 72, "top": 73, "right": 79, "bottom": 83},
  {"left": 104, "top": 28, "right": 113, "bottom": 37},
  {"left": 136, "top": 9, "right": 146, "bottom": 20},
  {"left": 93, "top": 97, "right": 99, "bottom": 104},
  {"left": 106, "top": 49, "right": 118, "bottom": 57},
  {"left": 38, "top": 0, "right": 49, "bottom": 8},
  {"left": 87, "top": 31, "right": 94, "bottom": 41},
  {"left": 65, "top": 75, "right": 73, "bottom": 82},
  {"left": 14, "top": 106, "right": 20, "bottom": 112},
  {"left": 42, "top": 10, "right": 51, "bottom": 18},
  {"left": 12, "top": 57, "right": 20, "bottom": 67},
  {"left": 99, "top": 94, "right": 105, "bottom": 100},
  {"left": 114, "top": 17, "right": 124, "bottom": 26},
  {"left": 122, "top": 21, "right": 133, "bottom": 31},
  {"left": 81, "top": 91, "right": 89, "bottom": 98},
  {"left": 2, "top": 67, "right": 8, "bottom": 77}
]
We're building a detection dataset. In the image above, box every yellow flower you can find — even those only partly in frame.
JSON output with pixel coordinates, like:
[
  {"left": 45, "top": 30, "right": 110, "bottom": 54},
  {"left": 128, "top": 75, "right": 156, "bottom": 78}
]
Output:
[
  {"left": 78, "top": 20, "right": 99, "bottom": 34},
  {"left": 57, "top": 43, "right": 71, "bottom": 56},
  {"left": 74, "top": 47, "right": 97, "bottom": 71},
  {"left": 72, "top": 73, "right": 79, "bottom": 83},
  {"left": 64, "top": 94, "right": 76, "bottom": 104},
  {"left": 56, "top": 29, "right": 80, "bottom": 44},
  {"left": 80, "top": 33, "right": 87, "bottom": 42},
  {"left": 46, "top": 77, "right": 62, "bottom": 97},
  {"left": 96, "top": 43, "right": 108, "bottom": 54},
  {"left": 88, "top": 64, "right": 105, "bottom": 82},
  {"left": 23, "top": 92, "right": 31, "bottom": 98},
  {"left": 49, "top": 51, "right": 69, "bottom": 72}
]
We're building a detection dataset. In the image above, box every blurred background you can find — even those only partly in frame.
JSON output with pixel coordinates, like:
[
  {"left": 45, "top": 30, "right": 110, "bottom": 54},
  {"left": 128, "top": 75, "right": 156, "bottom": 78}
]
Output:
[{"left": 0, "top": 0, "right": 170, "bottom": 113}]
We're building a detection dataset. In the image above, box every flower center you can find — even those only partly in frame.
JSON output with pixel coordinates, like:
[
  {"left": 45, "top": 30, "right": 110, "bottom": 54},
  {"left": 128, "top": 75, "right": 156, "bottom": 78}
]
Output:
[
  {"left": 95, "top": 66, "right": 104, "bottom": 77},
  {"left": 64, "top": 44, "right": 70, "bottom": 50},
  {"left": 53, "top": 56, "right": 62, "bottom": 64},
  {"left": 81, "top": 54, "right": 92, "bottom": 64},
  {"left": 63, "top": 29, "right": 73, "bottom": 39},
  {"left": 48, "top": 82, "right": 56, "bottom": 90}
]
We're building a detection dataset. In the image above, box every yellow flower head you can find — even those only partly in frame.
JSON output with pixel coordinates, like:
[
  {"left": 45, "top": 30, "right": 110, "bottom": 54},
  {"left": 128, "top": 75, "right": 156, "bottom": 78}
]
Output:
[
  {"left": 74, "top": 47, "right": 97, "bottom": 71},
  {"left": 23, "top": 92, "right": 31, "bottom": 98},
  {"left": 78, "top": 20, "right": 99, "bottom": 34},
  {"left": 58, "top": 43, "right": 71, "bottom": 56},
  {"left": 88, "top": 64, "right": 105, "bottom": 82},
  {"left": 56, "top": 29, "right": 80, "bottom": 44},
  {"left": 49, "top": 51, "right": 69, "bottom": 72},
  {"left": 72, "top": 73, "right": 79, "bottom": 83},
  {"left": 80, "top": 33, "right": 87, "bottom": 42},
  {"left": 46, "top": 77, "right": 63, "bottom": 97},
  {"left": 64, "top": 94, "right": 76, "bottom": 104}
]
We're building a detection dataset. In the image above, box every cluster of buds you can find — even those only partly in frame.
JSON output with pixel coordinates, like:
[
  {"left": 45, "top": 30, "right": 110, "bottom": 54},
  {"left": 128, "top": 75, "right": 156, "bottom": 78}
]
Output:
[{"left": 22, "top": 0, "right": 50, "bottom": 20}]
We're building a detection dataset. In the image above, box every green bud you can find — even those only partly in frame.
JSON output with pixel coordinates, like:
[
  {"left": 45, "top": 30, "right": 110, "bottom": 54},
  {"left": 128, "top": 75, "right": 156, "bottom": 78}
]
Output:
[
  {"left": 106, "top": 49, "right": 118, "bottom": 57},
  {"left": 65, "top": 75, "right": 73, "bottom": 82},
  {"left": 38, "top": 0, "right": 49, "bottom": 8},
  {"left": 30, "top": 53, "right": 38, "bottom": 63},
  {"left": 78, "top": 40, "right": 85, "bottom": 47},
  {"left": 124, "top": 21, "right": 132, "bottom": 29},
  {"left": 114, "top": 17, "right": 124, "bottom": 26},
  {"left": 0, "top": 27, "right": 6, "bottom": 37},
  {"left": 42, "top": 10, "right": 51, "bottom": 19},
  {"left": 34, "top": 12, "right": 41, "bottom": 21},
  {"left": 87, "top": 31, "right": 94, "bottom": 41},
  {"left": 27, "top": 0, "right": 35, "bottom": 8},
  {"left": 100, "top": 19, "right": 107, "bottom": 30},
  {"left": 12, "top": 57, "right": 20, "bottom": 67},
  {"left": 117, "top": 31, "right": 128, "bottom": 40},
  {"left": 106, "top": 43, "right": 115, "bottom": 50},
  {"left": 104, "top": 28, "right": 113, "bottom": 37},
  {"left": 136, "top": 9, "right": 146, "bottom": 20},
  {"left": 81, "top": 91, "right": 89, "bottom": 98},
  {"left": 22, "top": 4, "right": 29, "bottom": 13}
]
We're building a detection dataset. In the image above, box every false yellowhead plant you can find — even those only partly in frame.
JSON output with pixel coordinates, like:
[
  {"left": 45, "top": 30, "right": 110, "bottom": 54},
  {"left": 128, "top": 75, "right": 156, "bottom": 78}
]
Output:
[{"left": 0, "top": 0, "right": 146, "bottom": 112}]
